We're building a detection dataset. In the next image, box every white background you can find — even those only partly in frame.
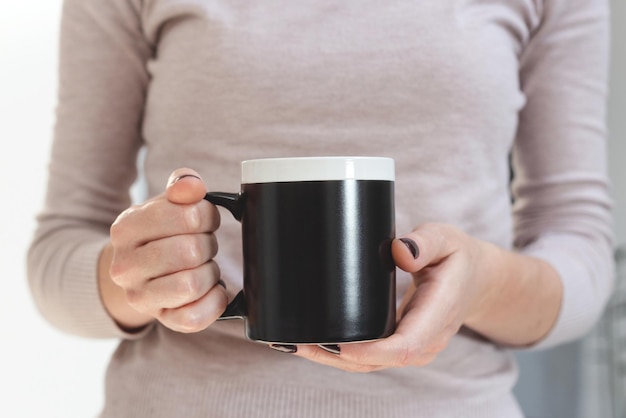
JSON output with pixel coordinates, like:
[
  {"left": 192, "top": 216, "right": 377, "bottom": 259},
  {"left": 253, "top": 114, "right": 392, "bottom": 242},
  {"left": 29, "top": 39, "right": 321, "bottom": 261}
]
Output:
[
  {"left": 0, "top": 3, "right": 117, "bottom": 417},
  {"left": 0, "top": 2, "right": 623, "bottom": 418}
]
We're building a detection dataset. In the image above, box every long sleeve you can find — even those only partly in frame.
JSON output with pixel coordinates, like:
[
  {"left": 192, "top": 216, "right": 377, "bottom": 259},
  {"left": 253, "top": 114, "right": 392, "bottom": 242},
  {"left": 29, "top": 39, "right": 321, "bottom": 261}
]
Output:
[
  {"left": 27, "top": 0, "right": 152, "bottom": 338},
  {"left": 512, "top": 0, "right": 615, "bottom": 349}
]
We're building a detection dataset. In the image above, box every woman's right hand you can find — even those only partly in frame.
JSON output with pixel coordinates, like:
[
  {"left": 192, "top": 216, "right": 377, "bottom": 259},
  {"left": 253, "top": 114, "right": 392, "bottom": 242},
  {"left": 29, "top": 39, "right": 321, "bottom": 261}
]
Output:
[{"left": 98, "top": 168, "right": 228, "bottom": 333}]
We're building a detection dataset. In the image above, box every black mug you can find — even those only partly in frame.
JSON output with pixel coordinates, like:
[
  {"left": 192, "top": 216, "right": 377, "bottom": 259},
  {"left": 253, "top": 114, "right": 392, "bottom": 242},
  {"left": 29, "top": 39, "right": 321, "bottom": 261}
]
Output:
[{"left": 205, "top": 156, "right": 396, "bottom": 344}]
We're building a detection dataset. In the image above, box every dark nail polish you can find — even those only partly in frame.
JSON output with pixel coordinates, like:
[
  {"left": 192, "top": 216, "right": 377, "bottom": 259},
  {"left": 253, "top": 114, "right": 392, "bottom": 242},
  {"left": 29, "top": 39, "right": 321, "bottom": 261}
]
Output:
[
  {"left": 269, "top": 344, "right": 297, "bottom": 354},
  {"left": 171, "top": 174, "right": 201, "bottom": 185},
  {"left": 400, "top": 238, "right": 419, "bottom": 259},
  {"left": 218, "top": 279, "right": 227, "bottom": 289},
  {"left": 319, "top": 344, "right": 341, "bottom": 355}
]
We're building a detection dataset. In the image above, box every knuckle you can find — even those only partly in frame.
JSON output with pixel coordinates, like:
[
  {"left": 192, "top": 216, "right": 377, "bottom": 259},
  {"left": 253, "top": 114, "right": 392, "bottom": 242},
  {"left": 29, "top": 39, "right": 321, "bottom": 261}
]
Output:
[
  {"left": 208, "top": 233, "right": 219, "bottom": 259},
  {"left": 163, "top": 308, "right": 203, "bottom": 334},
  {"left": 163, "top": 288, "right": 227, "bottom": 333},
  {"left": 179, "top": 236, "right": 204, "bottom": 267},
  {"left": 207, "top": 260, "right": 221, "bottom": 281},
  {"left": 176, "top": 270, "right": 203, "bottom": 299},
  {"left": 178, "top": 312, "right": 204, "bottom": 333},
  {"left": 212, "top": 287, "right": 229, "bottom": 312},
  {"left": 182, "top": 205, "right": 201, "bottom": 231},
  {"left": 206, "top": 204, "right": 221, "bottom": 231},
  {"left": 183, "top": 202, "right": 221, "bottom": 233},
  {"left": 109, "top": 254, "right": 129, "bottom": 284},
  {"left": 124, "top": 288, "right": 143, "bottom": 308},
  {"left": 110, "top": 204, "right": 145, "bottom": 246},
  {"left": 110, "top": 215, "right": 129, "bottom": 245},
  {"left": 109, "top": 221, "right": 122, "bottom": 243}
]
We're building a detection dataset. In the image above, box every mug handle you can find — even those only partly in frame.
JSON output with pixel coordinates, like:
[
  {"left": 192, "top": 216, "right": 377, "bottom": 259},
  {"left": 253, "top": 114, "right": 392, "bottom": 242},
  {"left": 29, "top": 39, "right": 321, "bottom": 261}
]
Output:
[{"left": 204, "top": 192, "right": 247, "bottom": 320}]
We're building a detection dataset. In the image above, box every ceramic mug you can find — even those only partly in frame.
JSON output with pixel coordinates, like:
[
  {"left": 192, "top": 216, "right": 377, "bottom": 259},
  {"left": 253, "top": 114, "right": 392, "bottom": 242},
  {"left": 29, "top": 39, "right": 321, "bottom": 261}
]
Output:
[{"left": 205, "top": 156, "right": 396, "bottom": 344}]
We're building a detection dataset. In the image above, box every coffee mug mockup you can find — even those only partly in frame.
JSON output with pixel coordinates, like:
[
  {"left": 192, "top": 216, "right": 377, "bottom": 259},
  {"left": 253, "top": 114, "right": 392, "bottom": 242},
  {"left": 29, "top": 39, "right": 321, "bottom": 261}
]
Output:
[{"left": 204, "top": 156, "right": 396, "bottom": 344}]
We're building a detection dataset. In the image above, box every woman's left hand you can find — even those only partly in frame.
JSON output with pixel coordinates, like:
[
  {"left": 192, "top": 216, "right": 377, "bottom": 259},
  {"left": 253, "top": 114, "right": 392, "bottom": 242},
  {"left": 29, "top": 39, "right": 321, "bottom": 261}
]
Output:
[{"left": 289, "top": 222, "right": 500, "bottom": 372}]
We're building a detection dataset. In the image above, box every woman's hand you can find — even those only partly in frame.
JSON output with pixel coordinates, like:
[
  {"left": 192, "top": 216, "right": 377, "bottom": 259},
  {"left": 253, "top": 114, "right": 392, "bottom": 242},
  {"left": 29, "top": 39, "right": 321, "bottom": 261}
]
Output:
[
  {"left": 98, "top": 168, "right": 228, "bottom": 333},
  {"left": 289, "top": 222, "right": 561, "bottom": 372}
]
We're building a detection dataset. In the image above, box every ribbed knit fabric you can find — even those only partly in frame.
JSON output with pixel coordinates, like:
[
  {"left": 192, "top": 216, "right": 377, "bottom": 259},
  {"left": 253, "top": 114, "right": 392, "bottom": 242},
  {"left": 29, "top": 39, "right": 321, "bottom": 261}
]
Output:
[
  {"left": 27, "top": 0, "right": 614, "bottom": 416},
  {"left": 100, "top": 323, "right": 523, "bottom": 417}
]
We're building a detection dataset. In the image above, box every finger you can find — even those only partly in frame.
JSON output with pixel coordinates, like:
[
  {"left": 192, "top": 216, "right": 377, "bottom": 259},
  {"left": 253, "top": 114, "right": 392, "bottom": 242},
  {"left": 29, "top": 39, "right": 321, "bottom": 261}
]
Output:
[
  {"left": 293, "top": 345, "right": 384, "bottom": 373},
  {"left": 112, "top": 233, "right": 218, "bottom": 287},
  {"left": 111, "top": 199, "right": 220, "bottom": 248},
  {"left": 158, "top": 283, "right": 229, "bottom": 333},
  {"left": 294, "top": 318, "right": 445, "bottom": 370},
  {"left": 129, "top": 261, "right": 221, "bottom": 311},
  {"left": 392, "top": 223, "right": 460, "bottom": 274},
  {"left": 166, "top": 168, "right": 208, "bottom": 204},
  {"left": 336, "top": 316, "right": 449, "bottom": 369}
]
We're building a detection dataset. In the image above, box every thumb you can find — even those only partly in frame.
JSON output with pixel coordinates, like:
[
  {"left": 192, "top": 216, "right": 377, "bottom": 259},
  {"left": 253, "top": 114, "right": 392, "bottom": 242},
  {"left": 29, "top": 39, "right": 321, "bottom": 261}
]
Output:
[
  {"left": 166, "top": 168, "right": 208, "bottom": 204},
  {"left": 391, "top": 223, "right": 458, "bottom": 274}
]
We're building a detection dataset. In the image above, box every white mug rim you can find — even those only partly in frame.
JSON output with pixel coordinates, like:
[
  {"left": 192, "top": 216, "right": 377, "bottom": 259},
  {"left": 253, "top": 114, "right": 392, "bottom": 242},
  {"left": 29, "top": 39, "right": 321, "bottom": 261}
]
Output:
[{"left": 241, "top": 156, "right": 395, "bottom": 184}]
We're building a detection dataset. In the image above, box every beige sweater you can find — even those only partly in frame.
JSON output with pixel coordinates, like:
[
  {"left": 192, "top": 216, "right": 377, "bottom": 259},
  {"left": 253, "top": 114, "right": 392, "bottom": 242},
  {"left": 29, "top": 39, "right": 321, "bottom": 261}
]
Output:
[{"left": 28, "top": 0, "right": 614, "bottom": 416}]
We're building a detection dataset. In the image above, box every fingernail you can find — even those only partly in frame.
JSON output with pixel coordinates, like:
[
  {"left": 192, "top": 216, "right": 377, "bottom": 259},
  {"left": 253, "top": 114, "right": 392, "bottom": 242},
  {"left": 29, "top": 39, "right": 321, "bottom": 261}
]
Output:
[
  {"left": 269, "top": 344, "right": 297, "bottom": 354},
  {"left": 318, "top": 344, "right": 341, "bottom": 355},
  {"left": 218, "top": 279, "right": 227, "bottom": 289},
  {"left": 170, "top": 174, "right": 201, "bottom": 185},
  {"left": 400, "top": 238, "right": 419, "bottom": 259}
]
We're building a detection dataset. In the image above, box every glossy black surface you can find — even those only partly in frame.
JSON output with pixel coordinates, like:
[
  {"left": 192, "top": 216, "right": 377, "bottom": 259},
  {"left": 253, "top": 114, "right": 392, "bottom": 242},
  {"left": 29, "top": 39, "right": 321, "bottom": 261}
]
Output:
[{"left": 206, "top": 180, "right": 395, "bottom": 344}]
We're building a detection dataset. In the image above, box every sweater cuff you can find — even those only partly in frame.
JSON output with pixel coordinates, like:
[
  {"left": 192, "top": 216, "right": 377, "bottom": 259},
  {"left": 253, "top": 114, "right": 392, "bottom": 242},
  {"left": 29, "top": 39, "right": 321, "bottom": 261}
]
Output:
[{"left": 519, "top": 235, "right": 612, "bottom": 351}]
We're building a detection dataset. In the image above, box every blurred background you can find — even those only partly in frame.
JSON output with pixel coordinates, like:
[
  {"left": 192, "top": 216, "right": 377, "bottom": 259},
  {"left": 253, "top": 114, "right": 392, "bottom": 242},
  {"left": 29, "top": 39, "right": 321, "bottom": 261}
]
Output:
[{"left": 0, "top": 1, "right": 623, "bottom": 417}]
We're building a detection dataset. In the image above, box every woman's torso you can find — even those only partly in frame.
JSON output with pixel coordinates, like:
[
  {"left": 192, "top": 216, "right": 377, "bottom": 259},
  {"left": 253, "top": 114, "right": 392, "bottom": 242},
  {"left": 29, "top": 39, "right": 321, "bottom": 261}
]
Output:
[{"left": 103, "top": 0, "right": 538, "bottom": 416}]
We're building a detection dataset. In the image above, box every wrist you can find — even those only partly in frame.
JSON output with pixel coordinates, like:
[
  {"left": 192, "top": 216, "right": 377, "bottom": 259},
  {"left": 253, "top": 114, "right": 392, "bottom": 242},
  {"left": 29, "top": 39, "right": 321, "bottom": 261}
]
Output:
[
  {"left": 462, "top": 241, "right": 562, "bottom": 346},
  {"left": 463, "top": 240, "right": 507, "bottom": 327}
]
